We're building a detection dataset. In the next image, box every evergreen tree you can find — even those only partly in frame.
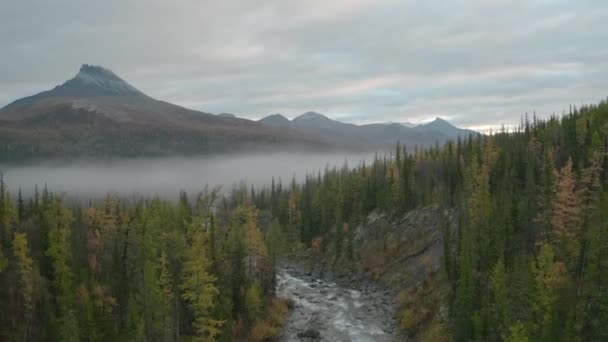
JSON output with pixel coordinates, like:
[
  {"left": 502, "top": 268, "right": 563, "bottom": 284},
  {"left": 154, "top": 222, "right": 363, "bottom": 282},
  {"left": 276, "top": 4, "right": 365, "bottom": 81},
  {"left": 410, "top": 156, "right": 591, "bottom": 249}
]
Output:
[
  {"left": 158, "top": 250, "right": 175, "bottom": 341},
  {"left": 489, "top": 259, "right": 510, "bottom": 338},
  {"left": 44, "top": 198, "right": 79, "bottom": 341},
  {"left": 531, "top": 243, "right": 565, "bottom": 341},
  {"left": 13, "top": 232, "right": 36, "bottom": 341},
  {"left": 180, "top": 229, "right": 223, "bottom": 340}
]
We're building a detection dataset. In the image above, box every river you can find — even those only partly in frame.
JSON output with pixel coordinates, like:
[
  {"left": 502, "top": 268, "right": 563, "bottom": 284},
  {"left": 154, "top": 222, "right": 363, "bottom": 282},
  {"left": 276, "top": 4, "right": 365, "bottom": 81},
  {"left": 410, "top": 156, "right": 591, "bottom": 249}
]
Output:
[{"left": 276, "top": 265, "right": 398, "bottom": 342}]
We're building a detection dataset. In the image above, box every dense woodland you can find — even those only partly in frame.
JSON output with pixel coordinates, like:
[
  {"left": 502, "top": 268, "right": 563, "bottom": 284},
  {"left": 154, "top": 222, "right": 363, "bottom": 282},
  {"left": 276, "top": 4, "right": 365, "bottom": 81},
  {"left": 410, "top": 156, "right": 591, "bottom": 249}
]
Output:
[
  {"left": 249, "top": 98, "right": 608, "bottom": 341},
  {"left": 1, "top": 98, "right": 607, "bottom": 341},
  {"left": 0, "top": 184, "right": 293, "bottom": 341}
]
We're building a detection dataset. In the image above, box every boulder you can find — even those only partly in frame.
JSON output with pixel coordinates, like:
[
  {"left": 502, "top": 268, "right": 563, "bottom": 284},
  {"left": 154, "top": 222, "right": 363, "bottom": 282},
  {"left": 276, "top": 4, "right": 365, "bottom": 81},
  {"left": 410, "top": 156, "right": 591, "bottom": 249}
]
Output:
[{"left": 297, "top": 328, "right": 321, "bottom": 339}]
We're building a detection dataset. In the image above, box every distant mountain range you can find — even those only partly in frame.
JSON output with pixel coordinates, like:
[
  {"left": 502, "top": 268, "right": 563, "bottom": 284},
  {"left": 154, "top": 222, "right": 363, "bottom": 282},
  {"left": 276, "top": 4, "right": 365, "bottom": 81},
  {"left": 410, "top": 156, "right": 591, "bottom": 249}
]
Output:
[
  {"left": 257, "top": 112, "right": 476, "bottom": 149},
  {"left": 0, "top": 65, "right": 477, "bottom": 163}
]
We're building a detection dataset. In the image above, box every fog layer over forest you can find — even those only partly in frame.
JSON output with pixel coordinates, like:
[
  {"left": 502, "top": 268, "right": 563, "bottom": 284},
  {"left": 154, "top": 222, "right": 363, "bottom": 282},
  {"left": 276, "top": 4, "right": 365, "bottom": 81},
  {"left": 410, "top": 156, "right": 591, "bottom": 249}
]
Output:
[{"left": 0, "top": 152, "right": 373, "bottom": 199}]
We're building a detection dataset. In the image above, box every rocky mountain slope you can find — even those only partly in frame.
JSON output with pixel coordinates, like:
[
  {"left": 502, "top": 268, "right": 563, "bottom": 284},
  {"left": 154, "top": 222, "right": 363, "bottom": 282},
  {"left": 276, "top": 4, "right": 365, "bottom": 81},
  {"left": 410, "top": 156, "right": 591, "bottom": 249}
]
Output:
[{"left": 354, "top": 204, "right": 456, "bottom": 341}]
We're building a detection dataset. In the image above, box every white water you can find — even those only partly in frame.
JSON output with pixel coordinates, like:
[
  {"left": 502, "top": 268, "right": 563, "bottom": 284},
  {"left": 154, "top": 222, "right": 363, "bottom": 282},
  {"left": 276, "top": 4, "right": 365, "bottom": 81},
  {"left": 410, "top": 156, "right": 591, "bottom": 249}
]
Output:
[{"left": 276, "top": 269, "right": 393, "bottom": 342}]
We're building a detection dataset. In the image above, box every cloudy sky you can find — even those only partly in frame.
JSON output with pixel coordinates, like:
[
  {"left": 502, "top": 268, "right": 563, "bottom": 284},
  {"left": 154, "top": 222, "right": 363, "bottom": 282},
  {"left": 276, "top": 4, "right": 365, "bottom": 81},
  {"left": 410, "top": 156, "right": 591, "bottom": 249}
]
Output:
[{"left": 1, "top": 0, "right": 607, "bottom": 130}]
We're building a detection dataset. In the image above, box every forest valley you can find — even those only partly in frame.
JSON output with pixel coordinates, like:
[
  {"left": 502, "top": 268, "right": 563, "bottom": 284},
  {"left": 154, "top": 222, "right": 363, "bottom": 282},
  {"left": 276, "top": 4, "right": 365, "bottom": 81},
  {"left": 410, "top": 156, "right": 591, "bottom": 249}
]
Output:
[{"left": 0, "top": 98, "right": 607, "bottom": 341}]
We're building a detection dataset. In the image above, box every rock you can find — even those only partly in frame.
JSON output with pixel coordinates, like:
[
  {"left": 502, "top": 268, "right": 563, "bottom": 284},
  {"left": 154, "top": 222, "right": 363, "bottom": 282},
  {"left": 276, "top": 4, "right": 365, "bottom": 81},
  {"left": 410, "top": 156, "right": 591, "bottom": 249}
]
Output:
[{"left": 297, "top": 329, "right": 321, "bottom": 339}]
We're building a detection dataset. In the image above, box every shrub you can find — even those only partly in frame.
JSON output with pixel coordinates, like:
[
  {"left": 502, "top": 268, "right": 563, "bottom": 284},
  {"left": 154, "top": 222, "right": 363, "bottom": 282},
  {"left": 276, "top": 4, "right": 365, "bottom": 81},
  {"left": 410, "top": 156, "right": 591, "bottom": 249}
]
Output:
[{"left": 250, "top": 321, "right": 279, "bottom": 341}]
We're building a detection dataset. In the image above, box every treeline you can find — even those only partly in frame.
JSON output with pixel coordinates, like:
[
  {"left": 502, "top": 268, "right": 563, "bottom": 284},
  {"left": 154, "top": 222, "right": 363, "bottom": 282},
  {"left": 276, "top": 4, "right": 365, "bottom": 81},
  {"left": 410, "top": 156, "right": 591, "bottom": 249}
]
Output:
[
  {"left": 0, "top": 185, "right": 291, "bottom": 341},
  {"left": 246, "top": 99, "right": 608, "bottom": 341}
]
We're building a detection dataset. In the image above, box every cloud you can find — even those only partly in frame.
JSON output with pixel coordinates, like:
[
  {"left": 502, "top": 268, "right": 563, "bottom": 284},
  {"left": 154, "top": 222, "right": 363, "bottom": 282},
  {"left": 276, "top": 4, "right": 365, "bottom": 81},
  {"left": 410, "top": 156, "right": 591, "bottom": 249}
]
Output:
[{"left": 1, "top": 0, "right": 607, "bottom": 129}]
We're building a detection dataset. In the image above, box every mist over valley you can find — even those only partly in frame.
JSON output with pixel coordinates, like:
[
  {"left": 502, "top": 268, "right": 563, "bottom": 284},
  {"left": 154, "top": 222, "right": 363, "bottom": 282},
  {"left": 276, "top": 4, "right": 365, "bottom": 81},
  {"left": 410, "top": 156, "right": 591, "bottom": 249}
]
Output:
[{"left": 1, "top": 152, "right": 374, "bottom": 199}]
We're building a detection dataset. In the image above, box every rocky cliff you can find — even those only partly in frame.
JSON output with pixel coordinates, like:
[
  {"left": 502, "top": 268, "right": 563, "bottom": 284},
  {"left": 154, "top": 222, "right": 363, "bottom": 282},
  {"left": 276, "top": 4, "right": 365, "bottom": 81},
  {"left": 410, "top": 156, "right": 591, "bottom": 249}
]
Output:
[{"left": 353, "top": 204, "right": 457, "bottom": 341}]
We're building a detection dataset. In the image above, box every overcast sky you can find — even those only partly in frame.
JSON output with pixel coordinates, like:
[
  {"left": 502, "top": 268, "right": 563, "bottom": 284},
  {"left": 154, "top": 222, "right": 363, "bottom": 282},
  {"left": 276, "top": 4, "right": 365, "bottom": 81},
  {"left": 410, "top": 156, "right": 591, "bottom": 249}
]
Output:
[{"left": 1, "top": 0, "right": 607, "bottom": 130}]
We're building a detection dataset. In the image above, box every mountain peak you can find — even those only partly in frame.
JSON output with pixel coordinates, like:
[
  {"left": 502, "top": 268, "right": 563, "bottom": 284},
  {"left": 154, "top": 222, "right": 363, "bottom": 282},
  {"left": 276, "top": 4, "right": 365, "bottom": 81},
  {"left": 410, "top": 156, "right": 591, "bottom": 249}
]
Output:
[
  {"left": 431, "top": 117, "right": 449, "bottom": 124},
  {"left": 418, "top": 117, "right": 454, "bottom": 129},
  {"left": 267, "top": 113, "right": 289, "bottom": 120},
  {"left": 68, "top": 64, "right": 144, "bottom": 97},
  {"left": 258, "top": 113, "right": 291, "bottom": 127},
  {"left": 293, "top": 111, "right": 330, "bottom": 121},
  {"left": 416, "top": 116, "right": 476, "bottom": 138},
  {"left": 78, "top": 64, "right": 117, "bottom": 77},
  {"left": 1, "top": 64, "right": 146, "bottom": 111},
  {"left": 75, "top": 64, "right": 123, "bottom": 84}
]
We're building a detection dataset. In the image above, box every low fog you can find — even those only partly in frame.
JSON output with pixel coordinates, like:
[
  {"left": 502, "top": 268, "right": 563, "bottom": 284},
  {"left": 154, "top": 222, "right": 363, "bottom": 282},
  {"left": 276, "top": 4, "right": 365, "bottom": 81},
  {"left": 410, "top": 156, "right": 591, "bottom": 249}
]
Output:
[{"left": 0, "top": 152, "right": 374, "bottom": 199}]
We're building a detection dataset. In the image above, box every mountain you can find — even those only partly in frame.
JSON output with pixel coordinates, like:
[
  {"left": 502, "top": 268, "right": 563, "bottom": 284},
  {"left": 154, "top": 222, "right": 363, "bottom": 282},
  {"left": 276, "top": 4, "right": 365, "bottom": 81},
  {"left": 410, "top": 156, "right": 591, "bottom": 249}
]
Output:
[
  {"left": 0, "top": 65, "right": 478, "bottom": 163},
  {"left": 0, "top": 65, "right": 331, "bottom": 162},
  {"left": 3, "top": 65, "right": 146, "bottom": 113},
  {"left": 291, "top": 112, "right": 359, "bottom": 132},
  {"left": 292, "top": 111, "right": 332, "bottom": 123},
  {"left": 217, "top": 112, "right": 237, "bottom": 119},
  {"left": 257, "top": 112, "right": 477, "bottom": 150},
  {"left": 258, "top": 113, "right": 291, "bottom": 127},
  {"left": 416, "top": 117, "right": 476, "bottom": 138}
]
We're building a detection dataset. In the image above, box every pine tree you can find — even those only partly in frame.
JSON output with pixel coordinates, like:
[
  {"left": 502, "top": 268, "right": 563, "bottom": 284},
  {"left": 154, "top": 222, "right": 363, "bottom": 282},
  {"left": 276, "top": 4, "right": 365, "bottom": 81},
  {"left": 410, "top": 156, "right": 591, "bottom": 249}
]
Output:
[
  {"left": 287, "top": 191, "right": 302, "bottom": 247},
  {"left": 44, "top": 197, "right": 79, "bottom": 341},
  {"left": 13, "top": 231, "right": 36, "bottom": 341},
  {"left": 265, "top": 220, "right": 283, "bottom": 295},
  {"left": 0, "top": 245, "right": 7, "bottom": 274},
  {"left": 245, "top": 280, "right": 263, "bottom": 324},
  {"left": 531, "top": 243, "right": 565, "bottom": 341},
  {"left": 158, "top": 250, "right": 175, "bottom": 341},
  {"left": 17, "top": 188, "right": 25, "bottom": 223},
  {"left": 579, "top": 190, "right": 608, "bottom": 341},
  {"left": 490, "top": 259, "right": 510, "bottom": 338},
  {"left": 503, "top": 322, "right": 529, "bottom": 342},
  {"left": 454, "top": 228, "right": 476, "bottom": 341},
  {"left": 180, "top": 229, "right": 223, "bottom": 341},
  {"left": 243, "top": 206, "right": 268, "bottom": 278},
  {"left": 535, "top": 149, "right": 555, "bottom": 243},
  {"left": 551, "top": 158, "right": 582, "bottom": 240}
]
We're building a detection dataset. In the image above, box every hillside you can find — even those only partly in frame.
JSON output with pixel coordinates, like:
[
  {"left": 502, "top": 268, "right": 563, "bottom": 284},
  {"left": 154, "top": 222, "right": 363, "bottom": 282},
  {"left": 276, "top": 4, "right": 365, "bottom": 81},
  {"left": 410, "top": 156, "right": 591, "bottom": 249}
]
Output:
[{"left": 0, "top": 65, "right": 331, "bottom": 162}]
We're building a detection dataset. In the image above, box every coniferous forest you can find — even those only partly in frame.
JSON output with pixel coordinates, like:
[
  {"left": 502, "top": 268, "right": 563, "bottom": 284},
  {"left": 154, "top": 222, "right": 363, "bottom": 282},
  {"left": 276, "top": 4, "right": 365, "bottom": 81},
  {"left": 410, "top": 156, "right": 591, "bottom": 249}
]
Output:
[{"left": 1, "top": 99, "right": 608, "bottom": 341}]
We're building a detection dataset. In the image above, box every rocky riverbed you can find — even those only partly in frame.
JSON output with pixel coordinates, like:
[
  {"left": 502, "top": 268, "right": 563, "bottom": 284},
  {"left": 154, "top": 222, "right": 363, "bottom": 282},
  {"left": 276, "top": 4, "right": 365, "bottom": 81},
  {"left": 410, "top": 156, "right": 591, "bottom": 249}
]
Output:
[{"left": 276, "top": 264, "right": 399, "bottom": 342}]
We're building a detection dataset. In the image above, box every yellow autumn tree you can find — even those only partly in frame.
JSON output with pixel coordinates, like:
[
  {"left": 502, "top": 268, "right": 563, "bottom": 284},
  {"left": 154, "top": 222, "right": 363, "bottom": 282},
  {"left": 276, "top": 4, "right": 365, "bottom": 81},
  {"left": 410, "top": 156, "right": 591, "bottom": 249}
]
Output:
[
  {"left": 180, "top": 229, "right": 223, "bottom": 341},
  {"left": 551, "top": 158, "right": 583, "bottom": 239},
  {"left": 243, "top": 206, "right": 268, "bottom": 277}
]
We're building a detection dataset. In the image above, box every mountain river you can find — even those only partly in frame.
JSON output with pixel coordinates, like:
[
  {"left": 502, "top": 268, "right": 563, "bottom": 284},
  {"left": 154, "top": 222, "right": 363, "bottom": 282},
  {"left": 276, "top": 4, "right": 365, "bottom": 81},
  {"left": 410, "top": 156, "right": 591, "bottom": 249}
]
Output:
[{"left": 276, "top": 265, "right": 397, "bottom": 342}]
